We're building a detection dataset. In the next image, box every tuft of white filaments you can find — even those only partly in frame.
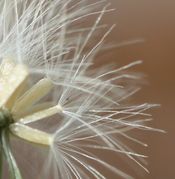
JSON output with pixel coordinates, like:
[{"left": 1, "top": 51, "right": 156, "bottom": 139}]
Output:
[{"left": 0, "top": 0, "right": 164, "bottom": 179}]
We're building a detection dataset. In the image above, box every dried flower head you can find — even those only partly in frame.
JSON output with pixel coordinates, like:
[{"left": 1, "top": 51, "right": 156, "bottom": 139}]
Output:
[{"left": 0, "top": 0, "right": 164, "bottom": 179}]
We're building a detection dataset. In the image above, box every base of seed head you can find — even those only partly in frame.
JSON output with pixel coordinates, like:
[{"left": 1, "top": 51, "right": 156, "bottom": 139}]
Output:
[{"left": 0, "top": 59, "right": 62, "bottom": 146}]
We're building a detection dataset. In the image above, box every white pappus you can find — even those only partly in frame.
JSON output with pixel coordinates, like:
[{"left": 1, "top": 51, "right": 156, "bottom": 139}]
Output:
[{"left": 0, "top": 0, "right": 164, "bottom": 179}]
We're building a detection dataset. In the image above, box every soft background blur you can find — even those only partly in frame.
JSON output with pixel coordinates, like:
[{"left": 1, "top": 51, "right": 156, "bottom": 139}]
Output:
[{"left": 100, "top": 0, "right": 175, "bottom": 178}]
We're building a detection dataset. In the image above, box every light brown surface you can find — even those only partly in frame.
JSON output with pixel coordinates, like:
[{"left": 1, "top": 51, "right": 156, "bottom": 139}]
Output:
[{"left": 103, "top": 0, "right": 175, "bottom": 178}]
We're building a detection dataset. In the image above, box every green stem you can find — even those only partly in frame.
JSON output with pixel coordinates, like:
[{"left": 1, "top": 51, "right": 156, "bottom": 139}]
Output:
[
  {"left": 0, "top": 138, "right": 3, "bottom": 179},
  {"left": 1, "top": 129, "right": 22, "bottom": 179}
]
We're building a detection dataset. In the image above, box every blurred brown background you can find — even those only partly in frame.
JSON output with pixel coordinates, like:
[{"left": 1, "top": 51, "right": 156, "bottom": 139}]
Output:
[{"left": 101, "top": 0, "right": 175, "bottom": 178}]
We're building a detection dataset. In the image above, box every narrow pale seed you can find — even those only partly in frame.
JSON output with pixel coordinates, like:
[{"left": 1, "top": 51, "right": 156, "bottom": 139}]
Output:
[
  {"left": 10, "top": 123, "right": 52, "bottom": 146},
  {"left": 12, "top": 78, "right": 53, "bottom": 114},
  {"left": 17, "top": 105, "right": 62, "bottom": 123}
]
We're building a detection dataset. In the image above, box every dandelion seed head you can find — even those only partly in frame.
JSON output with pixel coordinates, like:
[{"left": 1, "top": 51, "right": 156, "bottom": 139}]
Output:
[{"left": 0, "top": 0, "right": 163, "bottom": 179}]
